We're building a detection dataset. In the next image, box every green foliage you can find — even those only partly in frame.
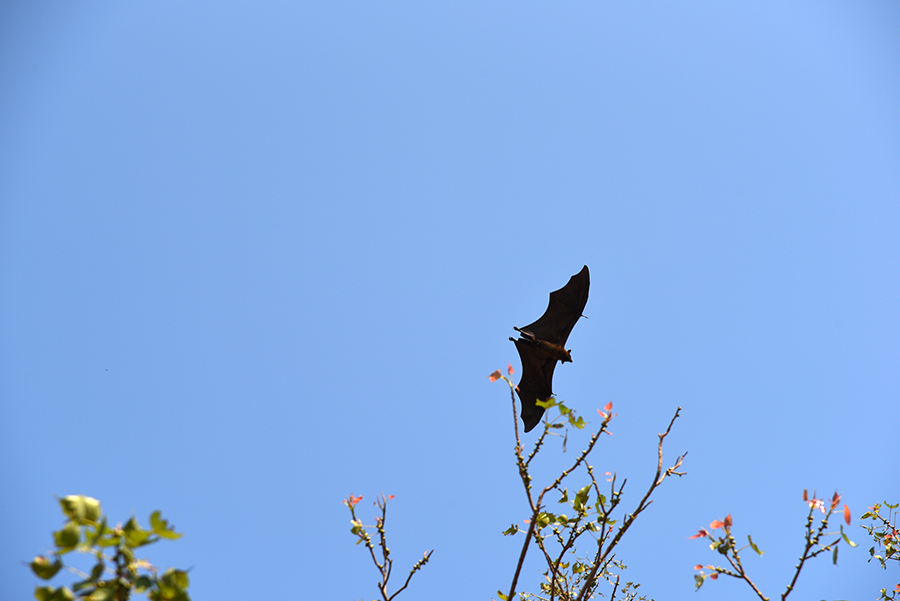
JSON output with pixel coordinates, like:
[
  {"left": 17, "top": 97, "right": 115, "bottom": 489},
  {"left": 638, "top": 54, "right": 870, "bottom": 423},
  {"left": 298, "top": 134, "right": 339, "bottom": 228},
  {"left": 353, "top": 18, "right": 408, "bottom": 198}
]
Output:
[
  {"left": 30, "top": 495, "right": 190, "bottom": 601},
  {"left": 861, "top": 502, "right": 900, "bottom": 600}
]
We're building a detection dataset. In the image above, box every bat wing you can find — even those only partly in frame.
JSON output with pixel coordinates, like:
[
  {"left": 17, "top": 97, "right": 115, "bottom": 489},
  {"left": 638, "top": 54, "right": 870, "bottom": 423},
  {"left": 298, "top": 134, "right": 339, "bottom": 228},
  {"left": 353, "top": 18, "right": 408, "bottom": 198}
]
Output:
[
  {"left": 519, "top": 265, "right": 590, "bottom": 346},
  {"left": 512, "top": 337, "right": 558, "bottom": 432}
]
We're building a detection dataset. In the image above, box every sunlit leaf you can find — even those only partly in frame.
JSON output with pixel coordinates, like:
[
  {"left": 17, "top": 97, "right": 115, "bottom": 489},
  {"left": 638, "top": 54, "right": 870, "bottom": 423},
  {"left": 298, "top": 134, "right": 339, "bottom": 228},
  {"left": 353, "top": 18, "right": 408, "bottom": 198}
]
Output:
[
  {"left": 747, "top": 535, "right": 763, "bottom": 555},
  {"left": 574, "top": 485, "right": 591, "bottom": 511},
  {"left": 150, "top": 511, "right": 182, "bottom": 540},
  {"left": 60, "top": 496, "right": 101, "bottom": 525},
  {"left": 840, "top": 525, "right": 857, "bottom": 547}
]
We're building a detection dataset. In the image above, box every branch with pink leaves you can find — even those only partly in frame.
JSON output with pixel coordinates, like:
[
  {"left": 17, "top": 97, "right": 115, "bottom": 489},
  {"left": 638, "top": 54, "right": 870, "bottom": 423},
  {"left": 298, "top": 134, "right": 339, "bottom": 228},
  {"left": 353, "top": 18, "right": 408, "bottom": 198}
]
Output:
[{"left": 690, "top": 490, "right": 856, "bottom": 600}]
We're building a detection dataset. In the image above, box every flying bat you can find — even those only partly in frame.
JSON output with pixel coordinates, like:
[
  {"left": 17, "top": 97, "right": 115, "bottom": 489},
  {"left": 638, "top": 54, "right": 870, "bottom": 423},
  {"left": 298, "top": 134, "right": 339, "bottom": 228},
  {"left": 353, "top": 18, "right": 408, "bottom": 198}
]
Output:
[{"left": 509, "top": 265, "right": 590, "bottom": 432}]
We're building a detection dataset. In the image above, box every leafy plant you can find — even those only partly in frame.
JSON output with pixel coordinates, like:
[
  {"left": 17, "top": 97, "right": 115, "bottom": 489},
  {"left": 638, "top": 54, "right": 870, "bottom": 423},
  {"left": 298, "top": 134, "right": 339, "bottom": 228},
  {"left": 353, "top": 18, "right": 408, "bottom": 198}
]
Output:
[
  {"left": 30, "top": 495, "right": 189, "bottom": 601},
  {"left": 861, "top": 501, "right": 900, "bottom": 600},
  {"left": 491, "top": 365, "right": 686, "bottom": 601}
]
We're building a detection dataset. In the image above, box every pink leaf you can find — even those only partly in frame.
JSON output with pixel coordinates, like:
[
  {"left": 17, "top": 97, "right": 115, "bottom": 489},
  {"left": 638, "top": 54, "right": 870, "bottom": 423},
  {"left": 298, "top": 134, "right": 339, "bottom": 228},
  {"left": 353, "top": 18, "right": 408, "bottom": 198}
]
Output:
[{"left": 689, "top": 529, "right": 709, "bottom": 539}]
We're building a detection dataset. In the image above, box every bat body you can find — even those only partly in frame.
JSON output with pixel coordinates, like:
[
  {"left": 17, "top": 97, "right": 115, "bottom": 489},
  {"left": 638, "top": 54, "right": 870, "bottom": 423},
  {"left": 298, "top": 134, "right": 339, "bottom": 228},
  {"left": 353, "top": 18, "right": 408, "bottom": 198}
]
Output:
[{"left": 509, "top": 265, "right": 590, "bottom": 432}]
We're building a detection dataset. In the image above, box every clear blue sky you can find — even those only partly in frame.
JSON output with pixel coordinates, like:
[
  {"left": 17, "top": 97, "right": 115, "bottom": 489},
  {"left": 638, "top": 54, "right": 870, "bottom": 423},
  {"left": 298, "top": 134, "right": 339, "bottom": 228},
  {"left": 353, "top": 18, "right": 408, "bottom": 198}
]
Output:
[{"left": 2, "top": 2, "right": 897, "bottom": 600}]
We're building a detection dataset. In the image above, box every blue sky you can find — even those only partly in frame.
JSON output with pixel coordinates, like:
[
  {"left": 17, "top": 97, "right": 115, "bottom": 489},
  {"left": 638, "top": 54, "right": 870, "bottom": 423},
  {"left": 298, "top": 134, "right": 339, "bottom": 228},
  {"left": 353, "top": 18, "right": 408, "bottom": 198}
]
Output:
[{"left": 1, "top": 2, "right": 898, "bottom": 599}]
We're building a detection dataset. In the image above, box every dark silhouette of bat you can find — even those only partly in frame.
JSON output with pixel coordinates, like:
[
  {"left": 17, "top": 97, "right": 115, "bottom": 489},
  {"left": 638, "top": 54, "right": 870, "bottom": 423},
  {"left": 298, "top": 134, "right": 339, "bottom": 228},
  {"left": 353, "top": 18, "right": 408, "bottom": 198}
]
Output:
[{"left": 509, "top": 265, "right": 590, "bottom": 432}]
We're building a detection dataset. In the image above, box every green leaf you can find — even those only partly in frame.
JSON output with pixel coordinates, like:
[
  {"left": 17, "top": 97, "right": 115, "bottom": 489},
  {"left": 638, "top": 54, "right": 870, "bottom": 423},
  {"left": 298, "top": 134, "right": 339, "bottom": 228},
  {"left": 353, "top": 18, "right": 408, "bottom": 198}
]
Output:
[
  {"left": 88, "top": 560, "right": 104, "bottom": 581},
  {"left": 59, "top": 496, "right": 101, "bottom": 525},
  {"left": 496, "top": 591, "right": 509, "bottom": 601},
  {"left": 150, "top": 511, "right": 182, "bottom": 540},
  {"left": 134, "top": 575, "right": 153, "bottom": 592},
  {"left": 573, "top": 485, "right": 591, "bottom": 511},
  {"left": 694, "top": 573, "right": 706, "bottom": 590},
  {"left": 85, "top": 518, "right": 109, "bottom": 548},
  {"left": 832, "top": 545, "right": 838, "bottom": 565},
  {"left": 839, "top": 525, "right": 857, "bottom": 547},
  {"left": 747, "top": 535, "right": 764, "bottom": 555},
  {"left": 95, "top": 534, "right": 120, "bottom": 548},
  {"left": 502, "top": 524, "right": 520, "bottom": 536},
  {"left": 30, "top": 556, "right": 63, "bottom": 580},
  {"left": 34, "top": 586, "right": 75, "bottom": 601},
  {"left": 87, "top": 588, "right": 115, "bottom": 601},
  {"left": 160, "top": 568, "right": 190, "bottom": 590},
  {"left": 54, "top": 522, "right": 80, "bottom": 551},
  {"left": 123, "top": 517, "right": 152, "bottom": 547}
]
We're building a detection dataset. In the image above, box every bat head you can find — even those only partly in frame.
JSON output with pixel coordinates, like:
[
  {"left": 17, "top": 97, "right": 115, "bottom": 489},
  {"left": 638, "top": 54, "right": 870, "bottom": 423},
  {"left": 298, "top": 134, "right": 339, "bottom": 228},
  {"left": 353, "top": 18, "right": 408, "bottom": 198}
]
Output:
[{"left": 561, "top": 349, "right": 573, "bottom": 363}]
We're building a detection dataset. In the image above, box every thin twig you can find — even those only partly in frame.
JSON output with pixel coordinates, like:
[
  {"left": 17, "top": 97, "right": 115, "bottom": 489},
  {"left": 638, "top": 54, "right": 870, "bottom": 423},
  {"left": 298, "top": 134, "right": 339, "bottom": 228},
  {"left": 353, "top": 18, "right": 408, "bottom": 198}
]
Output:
[
  {"left": 574, "top": 407, "right": 685, "bottom": 601},
  {"left": 781, "top": 505, "right": 834, "bottom": 601},
  {"left": 507, "top": 411, "right": 613, "bottom": 601},
  {"left": 387, "top": 550, "right": 434, "bottom": 601}
]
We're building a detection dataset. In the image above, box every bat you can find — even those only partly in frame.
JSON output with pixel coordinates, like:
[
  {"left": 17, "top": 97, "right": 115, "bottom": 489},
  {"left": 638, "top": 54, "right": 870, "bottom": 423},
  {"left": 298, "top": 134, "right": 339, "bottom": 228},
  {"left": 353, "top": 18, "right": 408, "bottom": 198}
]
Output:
[{"left": 509, "top": 265, "right": 590, "bottom": 432}]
